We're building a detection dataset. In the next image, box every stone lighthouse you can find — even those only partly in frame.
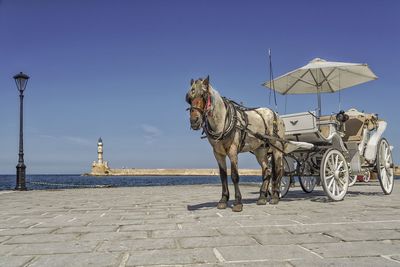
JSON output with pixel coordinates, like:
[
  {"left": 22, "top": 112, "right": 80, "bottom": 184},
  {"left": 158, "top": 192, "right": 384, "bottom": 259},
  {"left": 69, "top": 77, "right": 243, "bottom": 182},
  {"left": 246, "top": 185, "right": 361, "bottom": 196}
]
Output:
[
  {"left": 91, "top": 137, "right": 109, "bottom": 175},
  {"left": 97, "top": 137, "right": 103, "bottom": 164}
]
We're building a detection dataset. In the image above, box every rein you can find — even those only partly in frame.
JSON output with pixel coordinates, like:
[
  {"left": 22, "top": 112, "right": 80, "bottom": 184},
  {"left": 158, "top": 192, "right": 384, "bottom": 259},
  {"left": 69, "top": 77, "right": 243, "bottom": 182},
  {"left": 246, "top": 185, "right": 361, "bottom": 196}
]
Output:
[
  {"left": 188, "top": 91, "right": 286, "bottom": 153},
  {"left": 204, "top": 97, "right": 237, "bottom": 141}
]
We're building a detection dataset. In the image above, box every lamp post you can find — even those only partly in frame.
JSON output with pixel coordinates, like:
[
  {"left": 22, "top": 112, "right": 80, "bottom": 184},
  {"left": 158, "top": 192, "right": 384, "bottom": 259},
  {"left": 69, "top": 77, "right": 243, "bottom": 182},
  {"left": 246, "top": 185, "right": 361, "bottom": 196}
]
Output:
[{"left": 14, "top": 72, "right": 29, "bottom": 191}]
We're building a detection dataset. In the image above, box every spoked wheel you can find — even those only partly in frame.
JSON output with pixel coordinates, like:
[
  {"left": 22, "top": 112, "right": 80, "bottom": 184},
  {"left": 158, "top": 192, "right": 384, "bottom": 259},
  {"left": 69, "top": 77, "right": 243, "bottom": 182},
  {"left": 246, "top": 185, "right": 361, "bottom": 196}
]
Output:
[
  {"left": 280, "top": 176, "right": 290, "bottom": 198},
  {"left": 363, "top": 171, "right": 371, "bottom": 183},
  {"left": 320, "top": 149, "right": 349, "bottom": 201},
  {"left": 349, "top": 175, "right": 357, "bottom": 187},
  {"left": 376, "top": 138, "right": 394, "bottom": 195},
  {"left": 267, "top": 156, "right": 292, "bottom": 198},
  {"left": 299, "top": 176, "right": 317, "bottom": 193},
  {"left": 268, "top": 176, "right": 290, "bottom": 198}
]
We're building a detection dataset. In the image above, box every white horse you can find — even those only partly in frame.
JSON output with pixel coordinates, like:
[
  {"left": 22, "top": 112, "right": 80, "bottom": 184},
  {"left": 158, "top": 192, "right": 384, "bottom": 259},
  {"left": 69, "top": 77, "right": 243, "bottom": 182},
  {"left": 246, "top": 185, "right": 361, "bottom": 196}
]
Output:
[{"left": 186, "top": 76, "right": 285, "bottom": 212}]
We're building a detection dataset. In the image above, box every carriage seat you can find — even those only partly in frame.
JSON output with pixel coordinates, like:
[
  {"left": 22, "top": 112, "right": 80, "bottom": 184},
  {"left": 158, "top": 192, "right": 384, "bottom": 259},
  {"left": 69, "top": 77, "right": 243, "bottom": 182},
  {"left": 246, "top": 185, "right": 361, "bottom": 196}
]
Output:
[
  {"left": 317, "top": 115, "right": 338, "bottom": 139},
  {"left": 343, "top": 108, "right": 378, "bottom": 142},
  {"left": 281, "top": 111, "right": 335, "bottom": 142}
]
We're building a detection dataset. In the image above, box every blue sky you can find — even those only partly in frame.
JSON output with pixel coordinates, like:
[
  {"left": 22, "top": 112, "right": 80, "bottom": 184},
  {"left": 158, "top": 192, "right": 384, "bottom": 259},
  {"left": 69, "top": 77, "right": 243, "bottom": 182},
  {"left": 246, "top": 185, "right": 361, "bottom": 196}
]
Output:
[{"left": 0, "top": 0, "right": 399, "bottom": 174}]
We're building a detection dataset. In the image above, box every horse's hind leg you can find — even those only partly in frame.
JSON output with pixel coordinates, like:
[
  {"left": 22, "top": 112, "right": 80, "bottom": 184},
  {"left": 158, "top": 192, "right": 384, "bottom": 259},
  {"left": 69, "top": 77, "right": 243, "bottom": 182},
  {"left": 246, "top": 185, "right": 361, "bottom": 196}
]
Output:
[
  {"left": 213, "top": 151, "right": 229, "bottom": 209},
  {"left": 270, "top": 145, "right": 284, "bottom": 205},
  {"left": 254, "top": 148, "right": 270, "bottom": 205},
  {"left": 228, "top": 149, "right": 243, "bottom": 212}
]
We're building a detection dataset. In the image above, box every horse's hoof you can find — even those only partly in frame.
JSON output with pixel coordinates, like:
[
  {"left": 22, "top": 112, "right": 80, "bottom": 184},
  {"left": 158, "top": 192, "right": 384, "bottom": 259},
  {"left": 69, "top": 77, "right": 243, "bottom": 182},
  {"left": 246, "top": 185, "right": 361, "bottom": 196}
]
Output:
[
  {"left": 256, "top": 198, "right": 267, "bottom": 205},
  {"left": 269, "top": 197, "right": 279, "bottom": 205},
  {"left": 217, "top": 202, "right": 227, "bottom": 209},
  {"left": 232, "top": 204, "right": 243, "bottom": 212}
]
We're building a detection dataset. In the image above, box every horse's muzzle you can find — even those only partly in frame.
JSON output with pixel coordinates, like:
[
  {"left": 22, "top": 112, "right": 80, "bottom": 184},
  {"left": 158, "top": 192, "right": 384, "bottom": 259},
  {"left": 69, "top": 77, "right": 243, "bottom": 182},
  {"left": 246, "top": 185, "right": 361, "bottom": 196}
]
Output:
[{"left": 190, "top": 117, "right": 202, "bottom": 130}]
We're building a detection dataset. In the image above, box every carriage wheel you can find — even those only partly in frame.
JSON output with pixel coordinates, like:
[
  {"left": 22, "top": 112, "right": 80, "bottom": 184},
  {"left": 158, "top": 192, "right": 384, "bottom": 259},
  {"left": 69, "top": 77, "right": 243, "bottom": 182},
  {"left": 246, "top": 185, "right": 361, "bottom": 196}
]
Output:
[
  {"left": 320, "top": 149, "right": 349, "bottom": 201},
  {"left": 280, "top": 176, "right": 290, "bottom": 198},
  {"left": 362, "top": 171, "right": 371, "bottom": 183},
  {"left": 348, "top": 175, "right": 357, "bottom": 186},
  {"left": 376, "top": 138, "right": 394, "bottom": 195},
  {"left": 267, "top": 158, "right": 291, "bottom": 198},
  {"left": 267, "top": 176, "right": 290, "bottom": 198},
  {"left": 299, "top": 176, "right": 317, "bottom": 193}
]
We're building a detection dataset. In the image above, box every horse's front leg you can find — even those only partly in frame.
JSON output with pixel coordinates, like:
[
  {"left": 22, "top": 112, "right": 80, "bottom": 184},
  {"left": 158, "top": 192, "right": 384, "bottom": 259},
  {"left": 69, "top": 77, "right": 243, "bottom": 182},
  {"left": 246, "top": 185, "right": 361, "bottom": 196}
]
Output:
[
  {"left": 228, "top": 149, "right": 242, "bottom": 212},
  {"left": 270, "top": 144, "right": 284, "bottom": 205},
  {"left": 213, "top": 151, "right": 229, "bottom": 209}
]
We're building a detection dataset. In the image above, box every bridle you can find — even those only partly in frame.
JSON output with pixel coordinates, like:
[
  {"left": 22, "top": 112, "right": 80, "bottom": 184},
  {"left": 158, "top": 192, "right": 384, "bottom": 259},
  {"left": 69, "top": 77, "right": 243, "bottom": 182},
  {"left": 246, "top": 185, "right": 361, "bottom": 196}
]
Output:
[
  {"left": 187, "top": 91, "right": 237, "bottom": 141},
  {"left": 186, "top": 93, "right": 212, "bottom": 120}
]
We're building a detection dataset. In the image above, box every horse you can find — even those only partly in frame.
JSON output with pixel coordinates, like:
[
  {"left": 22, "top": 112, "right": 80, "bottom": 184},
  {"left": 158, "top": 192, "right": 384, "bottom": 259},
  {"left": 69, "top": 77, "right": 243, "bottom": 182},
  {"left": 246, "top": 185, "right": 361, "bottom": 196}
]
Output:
[{"left": 185, "top": 76, "right": 286, "bottom": 212}]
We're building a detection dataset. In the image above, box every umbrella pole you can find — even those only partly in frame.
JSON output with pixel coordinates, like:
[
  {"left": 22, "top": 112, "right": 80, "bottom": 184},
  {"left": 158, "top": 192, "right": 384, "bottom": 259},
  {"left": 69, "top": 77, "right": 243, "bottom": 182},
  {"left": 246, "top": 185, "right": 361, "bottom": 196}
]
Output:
[{"left": 317, "top": 87, "right": 322, "bottom": 117}]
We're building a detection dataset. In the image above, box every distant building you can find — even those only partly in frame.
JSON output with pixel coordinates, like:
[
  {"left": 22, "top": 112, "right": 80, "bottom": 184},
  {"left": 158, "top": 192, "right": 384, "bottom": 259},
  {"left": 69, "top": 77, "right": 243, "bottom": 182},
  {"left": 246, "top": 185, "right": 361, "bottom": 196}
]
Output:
[{"left": 91, "top": 137, "right": 110, "bottom": 175}]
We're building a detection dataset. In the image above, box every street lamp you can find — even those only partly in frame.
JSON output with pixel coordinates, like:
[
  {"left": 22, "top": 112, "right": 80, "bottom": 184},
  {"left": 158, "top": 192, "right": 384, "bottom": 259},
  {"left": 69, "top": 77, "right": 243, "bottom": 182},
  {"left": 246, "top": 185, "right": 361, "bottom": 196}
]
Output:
[{"left": 14, "top": 72, "right": 29, "bottom": 191}]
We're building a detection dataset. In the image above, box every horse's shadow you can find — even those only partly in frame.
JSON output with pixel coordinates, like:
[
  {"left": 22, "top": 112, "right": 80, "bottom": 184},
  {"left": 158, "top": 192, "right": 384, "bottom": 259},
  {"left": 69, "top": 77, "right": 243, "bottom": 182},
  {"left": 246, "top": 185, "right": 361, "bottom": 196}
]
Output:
[
  {"left": 187, "top": 189, "right": 386, "bottom": 210},
  {"left": 187, "top": 198, "right": 259, "bottom": 211}
]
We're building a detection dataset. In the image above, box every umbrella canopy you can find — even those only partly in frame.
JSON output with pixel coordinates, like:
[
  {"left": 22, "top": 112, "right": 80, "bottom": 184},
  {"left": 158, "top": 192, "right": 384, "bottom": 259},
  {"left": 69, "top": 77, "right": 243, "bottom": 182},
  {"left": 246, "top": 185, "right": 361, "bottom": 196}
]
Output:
[{"left": 263, "top": 58, "right": 377, "bottom": 95}]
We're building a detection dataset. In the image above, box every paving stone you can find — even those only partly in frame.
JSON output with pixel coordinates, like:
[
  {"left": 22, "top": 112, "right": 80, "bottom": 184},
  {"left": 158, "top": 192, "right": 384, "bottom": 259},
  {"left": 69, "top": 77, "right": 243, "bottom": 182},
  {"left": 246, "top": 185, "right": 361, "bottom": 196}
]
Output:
[
  {"left": 152, "top": 229, "right": 219, "bottom": 238},
  {"left": 0, "top": 236, "right": 11, "bottom": 243},
  {"left": 390, "top": 255, "right": 400, "bottom": 262},
  {"left": 98, "top": 238, "right": 176, "bottom": 252},
  {"left": 302, "top": 240, "right": 400, "bottom": 258},
  {"left": 120, "top": 223, "right": 177, "bottom": 231},
  {"left": 207, "top": 262, "right": 293, "bottom": 267},
  {"left": 253, "top": 233, "right": 338, "bottom": 245},
  {"left": 11, "top": 241, "right": 98, "bottom": 255},
  {"left": 126, "top": 248, "right": 218, "bottom": 266},
  {"left": 89, "top": 219, "right": 143, "bottom": 226},
  {"left": 0, "top": 184, "right": 399, "bottom": 265},
  {"left": 179, "top": 236, "right": 258, "bottom": 248},
  {"left": 0, "top": 256, "right": 33, "bottom": 267},
  {"left": 79, "top": 231, "right": 147, "bottom": 241},
  {"left": 0, "top": 244, "right": 17, "bottom": 256},
  {"left": 55, "top": 225, "right": 118, "bottom": 234},
  {"left": 325, "top": 229, "right": 400, "bottom": 241},
  {"left": 0, "top": 227, "right": 56, "bottom": 236},
  {"left": 240, "top": 226, "right": 291, "bottom": 235},
  {"left": 5, "top": 233, "right": 78, "bottom": 244},
  {"left": 28, "top": 252, "right": 122, "bottom": 267},
  {"left": 289, "top": 256, "right": 400, "bottom": 267},
  {"left": 216, "top": 245, "right": 318, "bottom": 261}
]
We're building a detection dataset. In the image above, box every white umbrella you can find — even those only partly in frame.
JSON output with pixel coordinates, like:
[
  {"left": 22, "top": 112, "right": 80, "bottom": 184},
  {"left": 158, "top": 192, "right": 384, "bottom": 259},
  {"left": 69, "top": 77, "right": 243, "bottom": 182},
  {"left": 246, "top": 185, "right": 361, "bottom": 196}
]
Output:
[{"left": 263, "top": 58, "right": 378, "bottom": 115}]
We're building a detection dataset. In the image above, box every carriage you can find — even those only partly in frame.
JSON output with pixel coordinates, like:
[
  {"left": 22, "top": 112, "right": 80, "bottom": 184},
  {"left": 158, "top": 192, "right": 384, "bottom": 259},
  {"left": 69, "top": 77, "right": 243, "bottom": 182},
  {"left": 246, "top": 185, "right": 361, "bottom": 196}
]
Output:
[
  {"left": 276, "top": 108, "right": 394, "bottom": 201},
  {"left": 187, "top": 58, "right": 394, "bottom": 212},
  {"left": 266, "top": 59, "right": 395, "bottom": 201}
]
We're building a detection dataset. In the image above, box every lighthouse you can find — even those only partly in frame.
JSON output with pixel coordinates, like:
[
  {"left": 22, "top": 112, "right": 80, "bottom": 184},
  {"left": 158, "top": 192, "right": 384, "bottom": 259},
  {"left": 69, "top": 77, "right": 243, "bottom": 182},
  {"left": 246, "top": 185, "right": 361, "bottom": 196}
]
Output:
[
  {"left": 91, "top": 137, "right": 109, "bottom": 175},
  {"left": 97, "top": 137, "right": 103, "bottom": 164}
]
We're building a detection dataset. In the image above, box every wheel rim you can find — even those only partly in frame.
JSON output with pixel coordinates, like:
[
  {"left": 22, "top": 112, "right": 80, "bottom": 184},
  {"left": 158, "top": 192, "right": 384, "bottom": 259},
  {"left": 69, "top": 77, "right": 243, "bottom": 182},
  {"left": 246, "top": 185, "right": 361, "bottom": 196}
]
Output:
[
  {"left": 300, "top": 176, "right": 316, "bottom": 193},
  {"left": 349, "top": 175, "right": 357, "bottom": 186},
  {"left": 363, "top": 171, "right": 370, "bottom": 183},
  {"left": 378, "top": 139, "right": 393, "bottom": 194},
  {"left": 322, "top": 150, "right": 349, "bottom": 201},
  {"left": 280, "top": 176, "right": 290, "bottom": 197}
]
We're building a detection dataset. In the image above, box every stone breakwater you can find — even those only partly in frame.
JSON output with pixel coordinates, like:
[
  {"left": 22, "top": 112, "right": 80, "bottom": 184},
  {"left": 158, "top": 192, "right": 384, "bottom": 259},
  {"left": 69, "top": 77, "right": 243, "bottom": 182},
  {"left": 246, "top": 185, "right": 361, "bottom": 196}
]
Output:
[{"left": 86, "top": 168, "right": 261, "bottom": 176}]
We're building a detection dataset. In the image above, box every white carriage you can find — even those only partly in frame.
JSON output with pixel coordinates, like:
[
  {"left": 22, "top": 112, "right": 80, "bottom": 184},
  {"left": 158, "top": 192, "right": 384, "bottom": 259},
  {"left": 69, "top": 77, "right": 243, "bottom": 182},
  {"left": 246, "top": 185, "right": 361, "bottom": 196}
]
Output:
[{"left": 265, "top": 58, "right": 394, "bottom": 201}]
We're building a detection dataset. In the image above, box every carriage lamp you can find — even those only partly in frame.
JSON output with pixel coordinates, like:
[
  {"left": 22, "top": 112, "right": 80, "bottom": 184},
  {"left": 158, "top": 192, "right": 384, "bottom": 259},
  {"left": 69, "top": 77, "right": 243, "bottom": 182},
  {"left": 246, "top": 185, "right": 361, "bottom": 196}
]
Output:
[{"left": 14, "top": 72, "right": 30, "bottom": 191}]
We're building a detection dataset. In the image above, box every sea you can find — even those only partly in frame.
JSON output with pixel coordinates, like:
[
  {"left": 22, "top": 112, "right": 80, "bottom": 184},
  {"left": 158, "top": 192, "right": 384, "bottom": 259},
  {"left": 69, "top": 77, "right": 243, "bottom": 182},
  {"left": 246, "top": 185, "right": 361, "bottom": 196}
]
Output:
[
  {"left": 0, "top": 174, "right": 263, "bottom": 190},
  {"left": 0, "top": 174, "right": 399, "bottom": 191}
]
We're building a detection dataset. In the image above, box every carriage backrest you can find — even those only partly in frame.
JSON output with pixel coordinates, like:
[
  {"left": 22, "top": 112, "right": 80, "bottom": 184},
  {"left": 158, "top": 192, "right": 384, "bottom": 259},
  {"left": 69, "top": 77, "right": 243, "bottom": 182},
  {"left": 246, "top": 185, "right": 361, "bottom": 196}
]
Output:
[
  {"left": 281, "top": 111, "right": 318, "bottom": 135},
  {"left": 343, "top": 108, "right": 377, "bottom": 142}
]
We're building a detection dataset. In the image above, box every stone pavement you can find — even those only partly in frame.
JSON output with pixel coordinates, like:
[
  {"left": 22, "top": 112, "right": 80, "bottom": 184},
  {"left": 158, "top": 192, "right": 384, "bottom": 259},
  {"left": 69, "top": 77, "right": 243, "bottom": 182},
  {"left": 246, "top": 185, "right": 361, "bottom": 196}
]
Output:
[{"left": 0, "top": 181, "right": 399, "bottom": 267}]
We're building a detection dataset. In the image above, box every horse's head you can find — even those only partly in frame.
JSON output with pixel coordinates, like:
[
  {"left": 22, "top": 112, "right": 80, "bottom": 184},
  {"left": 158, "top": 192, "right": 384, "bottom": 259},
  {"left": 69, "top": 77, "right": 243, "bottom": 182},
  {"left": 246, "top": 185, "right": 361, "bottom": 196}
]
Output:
[{"left": 185, "top": 76, "right": 211, "bottom": 130}]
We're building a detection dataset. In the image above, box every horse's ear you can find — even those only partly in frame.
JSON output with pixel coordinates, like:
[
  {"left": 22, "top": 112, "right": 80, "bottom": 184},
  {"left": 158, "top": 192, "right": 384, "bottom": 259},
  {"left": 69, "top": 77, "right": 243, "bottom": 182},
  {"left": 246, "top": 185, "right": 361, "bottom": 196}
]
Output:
[
  {"left": 203, "top": 75, "right": 210, "bottom": 87},
  {"left": 190, "top": 79, "right": 194, "bottom": 86}
]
